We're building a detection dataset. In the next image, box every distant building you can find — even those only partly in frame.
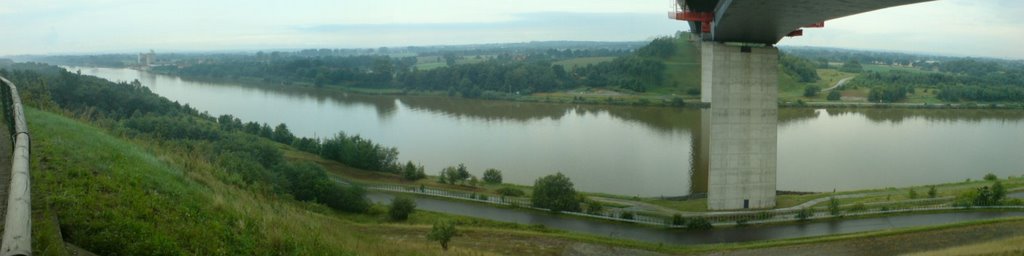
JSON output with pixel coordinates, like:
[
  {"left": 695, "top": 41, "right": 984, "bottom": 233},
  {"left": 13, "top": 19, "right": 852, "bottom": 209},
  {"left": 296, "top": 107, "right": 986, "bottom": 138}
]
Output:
[{"left": 138, "top": 50, "right": 155, "bottom": 67}]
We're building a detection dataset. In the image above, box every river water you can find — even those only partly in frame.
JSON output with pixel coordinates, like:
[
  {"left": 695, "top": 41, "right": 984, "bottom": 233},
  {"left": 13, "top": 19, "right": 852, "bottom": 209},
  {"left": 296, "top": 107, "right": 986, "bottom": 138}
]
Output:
[{"left": 70, "top": 66, "right": 1024, "bottom": 197}]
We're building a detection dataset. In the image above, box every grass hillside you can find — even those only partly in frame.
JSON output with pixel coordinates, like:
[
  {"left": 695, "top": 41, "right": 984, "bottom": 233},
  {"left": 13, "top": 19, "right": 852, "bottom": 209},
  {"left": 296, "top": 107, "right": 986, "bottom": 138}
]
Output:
[
  {"left": 654, "top": 37, "right": 701, "bottom": 94},
  {"left": 27, "top": 107, "right": 504, "bottom": 255},
  {"left": 25, "top": 106, "right": 683, "bottom": 255}
]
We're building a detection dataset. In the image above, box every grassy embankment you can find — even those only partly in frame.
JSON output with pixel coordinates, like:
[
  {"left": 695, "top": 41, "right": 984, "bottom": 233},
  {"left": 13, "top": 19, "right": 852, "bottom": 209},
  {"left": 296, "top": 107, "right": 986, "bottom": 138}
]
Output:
[
  {"left": 286, "top": 137, "right": 1024, "bottom": 216},
  {"left": 27, "top": 107, "right": 634, "bottom": 255},
  {"left": 26, "top": 106, "right": 1024, "bottom": 255}
]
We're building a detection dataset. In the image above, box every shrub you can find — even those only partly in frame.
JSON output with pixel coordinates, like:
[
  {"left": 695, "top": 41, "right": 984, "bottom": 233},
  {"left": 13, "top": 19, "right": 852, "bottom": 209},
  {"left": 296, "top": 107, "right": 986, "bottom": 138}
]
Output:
[
  {"left": 388, "top": 196, "right": 416, "bottom": 221},
  {"left": 828, "top": 197, "right": 841, "bottom": 216},
  {"left": 496, "top": 187, "right": 525, "bottom": 197},
  {"left": 686, "top": 217, "right": 712, "bottom": 230},
  {"left": 586, "top": 200, "right": 604, "bottom": 215},
  {"left": 827, "top": 90, "right": 842, "bottom": 101},
  {"left": 795, "top": 208, "right": 811, "bottom": 221},
  {"left": 671, "top": 214, "right": 686, "bottom": 226},
  {"left": 620, "top": 212, "right": 634, "bottom": 220},
  {"left": 427, "top": 220, "right": 456, "bottom": 251},
  {"left": 993, "top": 181, "right": 1006, "bottom": 203},
  {"left": 736, "top": 218, "right": 749, "bottom": 226}
]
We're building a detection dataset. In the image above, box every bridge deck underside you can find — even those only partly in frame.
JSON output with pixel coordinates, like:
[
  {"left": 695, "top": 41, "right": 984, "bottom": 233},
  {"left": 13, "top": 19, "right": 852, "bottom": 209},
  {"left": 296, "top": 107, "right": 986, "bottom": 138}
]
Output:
[{"left": 710, "top": 0, "right": 933, "bottom": 44}]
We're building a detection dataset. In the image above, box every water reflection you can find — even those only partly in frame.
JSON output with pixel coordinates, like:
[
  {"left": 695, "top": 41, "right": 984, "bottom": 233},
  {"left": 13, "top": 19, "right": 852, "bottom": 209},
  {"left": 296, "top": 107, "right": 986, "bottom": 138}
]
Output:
[{"left": 69, "top": 66, "right": 1024, "bottom": 197}]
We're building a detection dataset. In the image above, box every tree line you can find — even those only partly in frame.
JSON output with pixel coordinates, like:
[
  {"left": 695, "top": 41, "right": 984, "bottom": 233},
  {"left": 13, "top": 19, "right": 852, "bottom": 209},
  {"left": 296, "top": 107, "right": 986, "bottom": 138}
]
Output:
[{"left": 1, "top": 63, "right": 372, "bottom": 213}]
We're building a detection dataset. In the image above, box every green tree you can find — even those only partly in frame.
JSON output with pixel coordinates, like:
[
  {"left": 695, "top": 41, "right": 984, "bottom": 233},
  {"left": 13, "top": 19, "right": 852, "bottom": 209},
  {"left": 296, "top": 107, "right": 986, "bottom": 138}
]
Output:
[
  {"left": 454, "top": 164, "right": 470, "bottom": 184},
  {"left": 402, "top": 161, "right": 420, "bottom": 180},
  {"left": 993, "top": 181, "right": 1006, "bottom": 203},
  {"left": 804, "top": 85, "right": 821, "bottom": 97},
  {"left": 389, "top": 196, "right": 417, "bottom": 221},
  {"left": 827, "top": 90, "right": 841, "bottom": 101},
  {"left": 482, "top": 168, "right": 502, "bottom": 184},
  {"left": 909, "top": 188, "right": 918, "bottom": 199},
  {"left": 928, "top": 186, "right": 937, "bottom": 198},
  {"left": 828, "top": 197, "right": 841, "bottom": 216},
  {"left": 984, "top": 173, "right": 998, "bottom": 181},
  {"left": 427, "top": 220, "right": 456, "bottom": 251},
  {"left": 531, "top": 172, "right": 581, "bottom": 212}
]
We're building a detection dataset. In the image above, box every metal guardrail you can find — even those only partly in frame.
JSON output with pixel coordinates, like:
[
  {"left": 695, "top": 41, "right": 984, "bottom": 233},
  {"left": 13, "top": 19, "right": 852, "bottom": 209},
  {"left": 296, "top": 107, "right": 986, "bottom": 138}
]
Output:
[{"left": 0, "top": 76, "right": 31, "bottom": 256}]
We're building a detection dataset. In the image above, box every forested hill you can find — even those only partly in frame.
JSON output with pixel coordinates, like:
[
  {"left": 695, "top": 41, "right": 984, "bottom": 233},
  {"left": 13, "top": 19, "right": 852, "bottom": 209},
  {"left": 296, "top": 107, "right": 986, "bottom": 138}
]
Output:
[
  {"left": 782, "top": 47, "right": 1024, "bottom": 103},
  {"left": 131, "top": 36, "right": 817, "bottom": 99}
]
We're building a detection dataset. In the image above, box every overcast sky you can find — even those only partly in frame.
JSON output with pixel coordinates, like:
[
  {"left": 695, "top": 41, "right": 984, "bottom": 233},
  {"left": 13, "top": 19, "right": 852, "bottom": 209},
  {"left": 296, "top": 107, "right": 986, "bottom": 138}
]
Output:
[{"left": 1, "top": 0, "right": 1022, "bottom": 59}]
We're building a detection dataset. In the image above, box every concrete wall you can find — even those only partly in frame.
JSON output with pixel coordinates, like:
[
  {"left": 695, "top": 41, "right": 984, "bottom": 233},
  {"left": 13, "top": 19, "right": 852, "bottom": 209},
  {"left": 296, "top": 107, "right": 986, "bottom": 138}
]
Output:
[{"left": 701, "top": 42, "right": 778, "bottom": 210}]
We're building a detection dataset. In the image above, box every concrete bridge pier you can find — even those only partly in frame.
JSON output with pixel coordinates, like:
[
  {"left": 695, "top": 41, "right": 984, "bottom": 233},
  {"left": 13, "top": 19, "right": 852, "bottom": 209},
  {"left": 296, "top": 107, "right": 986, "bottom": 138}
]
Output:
[{"left": 701, "top": 42, "right": 778, "bottom": 210}]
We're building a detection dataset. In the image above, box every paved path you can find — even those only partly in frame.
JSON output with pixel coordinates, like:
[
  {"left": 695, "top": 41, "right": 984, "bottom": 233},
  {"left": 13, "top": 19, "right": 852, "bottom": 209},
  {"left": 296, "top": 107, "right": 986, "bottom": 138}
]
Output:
[{"left": 822, "top": 76, "right": 854, "bottom": 91}]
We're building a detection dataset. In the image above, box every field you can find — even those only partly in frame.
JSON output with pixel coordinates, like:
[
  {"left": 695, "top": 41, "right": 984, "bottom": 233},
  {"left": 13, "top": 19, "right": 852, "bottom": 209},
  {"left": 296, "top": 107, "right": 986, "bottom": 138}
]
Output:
[{"left": 552, "top": 56, "right": 616, "bottom": 69}]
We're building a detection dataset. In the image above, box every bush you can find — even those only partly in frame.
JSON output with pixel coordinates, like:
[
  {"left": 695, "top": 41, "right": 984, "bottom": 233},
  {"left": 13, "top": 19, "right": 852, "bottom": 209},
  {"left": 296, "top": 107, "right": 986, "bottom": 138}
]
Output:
[
  {"left": 827, "top": 90, "right": 842, "bottom": 101},
  {"left": 928, "top": 186, "right": 937, "bottom": 198},
  {"left": 993, "top": 181, "right": 1006, "bottom": 203},
  {"left": 482, "top": 168, "right": 503, "bottom": 184},
  {"left": 909, "top": 188, "right": 918, "bottom": 199},
  {"left": 804, "top": 85, "right": 821, "bottom": 97},
  {"left": 496, "top": 187, "right": 525, "bottom": 197},
  {"left": 531, "top": 173, "right": 581, "bottom": 212},
  {"left": 795, "top": 208, "right": 812, "bottom": 221},
  {"left": 388, "top": 196, "right": 417, "bottom": 221},
  {"left": 828, "top": 197, "right": 841, "bottom": 216},
  {"left": 620, "top": 212, "right": 634, "bottom": 220},
  {"left": 685, "top": 217, "right": 712, "bottom": 230},
  {"left": 671, "top": 214, "right": 686, "bottom": 226},
  {"left": 736, "top": 219, "right": 749, "bottom": 226},
  {"left": 586, "top": 200, "right": 604, "bottom": 215},
  {"left": 427, "top": 220, "right": 456, "bottom": 251}
]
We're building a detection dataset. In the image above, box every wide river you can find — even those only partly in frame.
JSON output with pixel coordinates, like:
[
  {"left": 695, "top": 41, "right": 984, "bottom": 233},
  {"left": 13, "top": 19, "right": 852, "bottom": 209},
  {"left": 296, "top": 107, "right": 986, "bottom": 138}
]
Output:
[{"left": 70, "top": 66, "right": 1024, "bottom": 197}]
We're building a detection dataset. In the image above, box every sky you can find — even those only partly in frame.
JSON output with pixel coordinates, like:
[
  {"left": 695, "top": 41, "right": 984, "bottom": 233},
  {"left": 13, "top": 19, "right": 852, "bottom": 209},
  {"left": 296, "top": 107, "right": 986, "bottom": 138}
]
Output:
[{"left": 1, "top": 0, "right": 1023, "bottom": 59}]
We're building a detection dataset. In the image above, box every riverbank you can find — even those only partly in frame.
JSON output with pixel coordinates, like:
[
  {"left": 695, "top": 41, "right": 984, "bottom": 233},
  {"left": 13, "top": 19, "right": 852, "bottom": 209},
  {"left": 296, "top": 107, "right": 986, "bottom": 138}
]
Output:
[
  {"left": 287, "top": 139, "right": 1024, "bottom": 225},
  {"left": 142, "top": 69, "right": 1024, "bottom": 110}
]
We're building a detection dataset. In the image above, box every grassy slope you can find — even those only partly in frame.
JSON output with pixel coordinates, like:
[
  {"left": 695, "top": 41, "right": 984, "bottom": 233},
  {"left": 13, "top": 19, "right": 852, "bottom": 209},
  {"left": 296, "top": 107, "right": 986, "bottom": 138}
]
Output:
[
  {"left": 26, "top": 107, "right": 500, "bottom": 255},
  {"left": 654, "top": 37, "right": 702, "bottom": 95},
  {"left": 24, "top": 105, "right": 1024, "bottom": 255},
  {"left": 25, "top": 106, "right": 699, "bottom": 255}
]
